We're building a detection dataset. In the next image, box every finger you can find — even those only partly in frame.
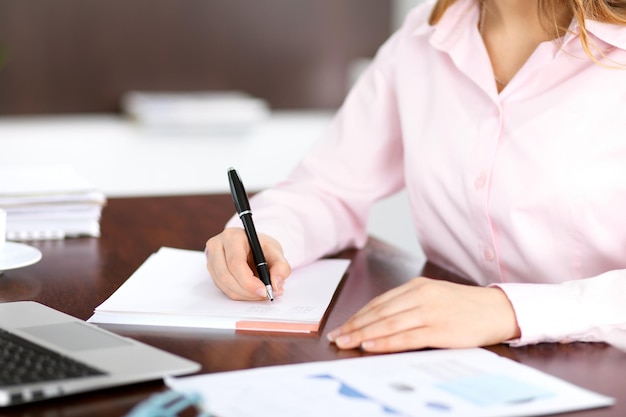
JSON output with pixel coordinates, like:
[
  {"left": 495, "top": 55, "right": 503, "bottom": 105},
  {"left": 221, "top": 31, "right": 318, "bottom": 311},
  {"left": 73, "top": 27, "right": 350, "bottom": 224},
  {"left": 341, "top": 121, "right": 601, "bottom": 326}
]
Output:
[
  {"left": 328, "top": 280, "right": 422, "bottom": 341},
  {"left": 205, "top": 240, "right": 246, "bottom": 300},
  {"left": 342, "top": 278, "right": 428, "bottom": 328},
  {"left": 205, "top": 237, "right": 230, "bottom": 288},
  {"left": 268, "top": 261, "right": 289, "bottom": 296},
  {"left": 206, "top": 233, "right": 266, "bottom": 300},
  {"left": 226, "top": 249, "right": 270, "bottom": 300},
  {"left": 262, "top": 245, "right": 291, "bottom": 295},
  {"left": 357, "top": 277, "right": 425, "bottom": 310},
  {"left": 359, "top": 322, "right": 482, "bottom": 353},
  {"left": 359, "top": 326, "right": 439, "bottom": 353},
  {"left": 333, "top": 307, "right": 426, "bottom": 350}
]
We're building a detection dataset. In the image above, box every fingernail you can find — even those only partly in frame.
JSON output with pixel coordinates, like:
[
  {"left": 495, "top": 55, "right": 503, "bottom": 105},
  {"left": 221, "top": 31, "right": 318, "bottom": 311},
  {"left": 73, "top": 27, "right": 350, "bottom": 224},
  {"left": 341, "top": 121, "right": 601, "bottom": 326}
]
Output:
[
  {"left": 327, "top": 329, "right": 340, "bottom": 342},
  {"left": 335, "top": 335, "right": 351, "bottom": 347},
  {"left": 361, "top": 340, "right": 375, "bottom": 350},
  {"left": 255, "top": 288, "right": 268, "bottom": 297},
  {"left": 274, "top": 276, "right": 283, "bottom": 290}
]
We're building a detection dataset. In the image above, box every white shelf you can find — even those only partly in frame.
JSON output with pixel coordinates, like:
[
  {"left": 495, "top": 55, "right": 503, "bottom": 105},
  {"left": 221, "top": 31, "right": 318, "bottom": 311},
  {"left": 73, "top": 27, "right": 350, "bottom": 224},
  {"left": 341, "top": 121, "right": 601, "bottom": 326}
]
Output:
[{"left": 2, "top": 111, "right": 332, "bottom": 196}]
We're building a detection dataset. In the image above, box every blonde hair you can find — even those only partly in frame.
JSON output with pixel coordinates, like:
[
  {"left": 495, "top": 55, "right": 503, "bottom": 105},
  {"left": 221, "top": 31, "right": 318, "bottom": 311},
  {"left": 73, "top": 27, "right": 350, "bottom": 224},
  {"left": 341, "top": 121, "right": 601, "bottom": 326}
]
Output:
[{"left": 429, "top": 0, "right": 626, "bottom": 60}]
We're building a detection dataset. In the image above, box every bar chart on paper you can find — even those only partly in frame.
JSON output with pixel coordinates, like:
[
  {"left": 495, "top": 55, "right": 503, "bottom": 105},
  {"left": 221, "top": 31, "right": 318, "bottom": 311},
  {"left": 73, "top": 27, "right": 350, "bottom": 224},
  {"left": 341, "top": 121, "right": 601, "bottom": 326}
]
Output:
[{"left": 166, "top": 348, "right": 613, "bottom": 417}]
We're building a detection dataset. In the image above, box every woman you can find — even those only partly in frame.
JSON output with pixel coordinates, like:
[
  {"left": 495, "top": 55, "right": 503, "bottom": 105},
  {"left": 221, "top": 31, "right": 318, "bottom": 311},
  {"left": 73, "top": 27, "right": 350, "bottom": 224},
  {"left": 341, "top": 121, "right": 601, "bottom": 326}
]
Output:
[{"left": 205, "top": 0, "right": 626, "bottom": 353}]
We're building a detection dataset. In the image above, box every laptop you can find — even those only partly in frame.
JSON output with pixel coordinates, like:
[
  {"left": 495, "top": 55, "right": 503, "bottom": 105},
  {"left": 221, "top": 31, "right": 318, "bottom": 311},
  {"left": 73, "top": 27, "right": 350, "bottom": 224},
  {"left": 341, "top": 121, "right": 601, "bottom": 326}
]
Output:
[{"left": 0, "top": 301, "right": 201, "bottom": 407}]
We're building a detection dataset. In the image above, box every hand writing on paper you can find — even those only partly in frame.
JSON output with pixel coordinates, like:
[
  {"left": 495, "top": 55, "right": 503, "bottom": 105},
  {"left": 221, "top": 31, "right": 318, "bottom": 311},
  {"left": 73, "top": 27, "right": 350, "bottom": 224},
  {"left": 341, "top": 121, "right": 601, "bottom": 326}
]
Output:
[
  {"left": 205, "top": 228, "right": 291, "bottom": 301},
  {"left": 327, "top": 277, "right": 521, "bottom": 352}
]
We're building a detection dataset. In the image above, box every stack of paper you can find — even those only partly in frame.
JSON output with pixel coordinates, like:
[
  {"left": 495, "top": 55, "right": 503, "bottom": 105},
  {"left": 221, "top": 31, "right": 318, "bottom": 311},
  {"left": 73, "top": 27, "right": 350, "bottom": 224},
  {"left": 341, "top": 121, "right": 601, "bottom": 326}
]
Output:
[
  {"left": 122, "top": 91, "right": 271, "bottom": 133},
  {"left": 89, "top": 247, "right": 350, "bottom": 333},
  {"left": 0, "top": 165, "right": 106, "bottom": 240}
]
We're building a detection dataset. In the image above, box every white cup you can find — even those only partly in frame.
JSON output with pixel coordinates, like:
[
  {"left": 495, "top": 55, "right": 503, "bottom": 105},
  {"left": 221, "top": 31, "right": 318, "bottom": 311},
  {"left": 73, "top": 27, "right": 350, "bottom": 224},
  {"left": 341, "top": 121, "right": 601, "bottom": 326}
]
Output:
[{"left": 0, "top": 208, "right": 5, "bottom": 256}]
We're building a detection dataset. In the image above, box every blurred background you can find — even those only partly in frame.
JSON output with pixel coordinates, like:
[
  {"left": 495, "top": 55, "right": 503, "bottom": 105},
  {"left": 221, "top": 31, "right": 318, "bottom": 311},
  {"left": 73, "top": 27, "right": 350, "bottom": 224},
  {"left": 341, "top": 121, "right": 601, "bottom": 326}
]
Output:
[
  {"left": 0, "top": 0, "right": 401, "bottom": 114},
  {"left": 0, "top": 0, "right": 425, "bottom": 261}
]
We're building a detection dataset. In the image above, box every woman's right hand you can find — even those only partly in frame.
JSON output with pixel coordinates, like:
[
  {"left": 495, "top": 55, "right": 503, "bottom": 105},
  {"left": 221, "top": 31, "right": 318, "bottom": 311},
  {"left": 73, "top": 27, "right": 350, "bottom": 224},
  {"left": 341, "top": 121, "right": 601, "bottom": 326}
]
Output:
[{"left": 205, "top": 227, "right": 291, "bottom": 300}]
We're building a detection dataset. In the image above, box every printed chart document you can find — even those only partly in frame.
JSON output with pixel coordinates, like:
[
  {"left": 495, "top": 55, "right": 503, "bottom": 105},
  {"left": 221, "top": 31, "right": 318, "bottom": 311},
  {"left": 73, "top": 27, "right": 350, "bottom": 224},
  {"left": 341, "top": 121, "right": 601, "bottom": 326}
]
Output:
[
  {"left": 166, "top": 348, "right": 613, "bottom": 417},
  {"left": 88, "top": 247, "right": 350, "bottom": 333}
]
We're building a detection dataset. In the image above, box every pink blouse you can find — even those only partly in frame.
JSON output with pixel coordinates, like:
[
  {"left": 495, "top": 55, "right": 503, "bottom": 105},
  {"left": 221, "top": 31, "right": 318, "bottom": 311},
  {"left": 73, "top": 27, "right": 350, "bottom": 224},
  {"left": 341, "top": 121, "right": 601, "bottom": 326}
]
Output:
[{"left": 227, "top": 0, "right": 626, "bottom": 347}]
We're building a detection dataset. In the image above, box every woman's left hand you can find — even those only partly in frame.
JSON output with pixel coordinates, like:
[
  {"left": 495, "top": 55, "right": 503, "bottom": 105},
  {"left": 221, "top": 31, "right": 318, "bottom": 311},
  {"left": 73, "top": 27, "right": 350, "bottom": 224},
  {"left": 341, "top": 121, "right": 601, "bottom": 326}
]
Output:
[{"left": 327, "top": 277, "right": 521, "bottom": 352}]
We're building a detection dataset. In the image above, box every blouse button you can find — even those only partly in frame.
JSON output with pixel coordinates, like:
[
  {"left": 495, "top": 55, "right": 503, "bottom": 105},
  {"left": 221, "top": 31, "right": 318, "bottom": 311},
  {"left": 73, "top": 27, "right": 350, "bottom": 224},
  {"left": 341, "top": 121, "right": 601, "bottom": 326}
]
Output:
[
  {"left": 483, "top": 247, "right": 495, "bottom": 262},
  {"left": 474, "top": 173, "right": 486, "bottom": 189}
]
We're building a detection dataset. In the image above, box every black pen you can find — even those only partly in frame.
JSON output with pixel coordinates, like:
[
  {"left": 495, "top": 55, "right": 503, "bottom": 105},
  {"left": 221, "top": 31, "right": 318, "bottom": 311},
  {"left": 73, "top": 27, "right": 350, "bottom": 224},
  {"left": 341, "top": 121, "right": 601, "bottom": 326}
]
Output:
[{"left": 227, "top": 167, "right": 274, "bottom": 302}]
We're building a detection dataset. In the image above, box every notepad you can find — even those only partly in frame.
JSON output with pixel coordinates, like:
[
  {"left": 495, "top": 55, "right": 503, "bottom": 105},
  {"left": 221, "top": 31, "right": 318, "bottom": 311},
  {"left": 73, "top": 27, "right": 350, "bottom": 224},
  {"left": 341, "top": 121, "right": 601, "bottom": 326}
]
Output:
[{"left": 88, "top": 247, "right": 350, "bottom": 333}]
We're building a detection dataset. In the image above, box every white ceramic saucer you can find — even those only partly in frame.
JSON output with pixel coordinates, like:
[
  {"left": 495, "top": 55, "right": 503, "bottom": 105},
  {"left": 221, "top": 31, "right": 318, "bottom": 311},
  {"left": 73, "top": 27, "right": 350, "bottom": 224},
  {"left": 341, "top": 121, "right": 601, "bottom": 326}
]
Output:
[{"left": 0, "top": 242, "right": 42, "bottom": 274}]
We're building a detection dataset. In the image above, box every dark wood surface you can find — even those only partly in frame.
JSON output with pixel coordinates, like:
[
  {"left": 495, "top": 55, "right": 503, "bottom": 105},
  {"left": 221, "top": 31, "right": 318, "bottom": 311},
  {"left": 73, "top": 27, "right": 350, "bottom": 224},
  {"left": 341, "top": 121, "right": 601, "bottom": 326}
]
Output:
[
  {"left": 0, "top": 194, "right": 624, "bottom": 416},
  {"left": 0, "top": 0, "right": 390, "bottom": 114}
]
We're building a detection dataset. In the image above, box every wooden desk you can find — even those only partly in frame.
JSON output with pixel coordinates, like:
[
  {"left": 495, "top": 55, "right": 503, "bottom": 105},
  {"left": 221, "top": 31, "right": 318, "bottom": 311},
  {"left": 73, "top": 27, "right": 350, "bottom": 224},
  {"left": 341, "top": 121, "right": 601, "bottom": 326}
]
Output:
[{"left": 1, "top": 195, "right": 624, "bottom": 416}]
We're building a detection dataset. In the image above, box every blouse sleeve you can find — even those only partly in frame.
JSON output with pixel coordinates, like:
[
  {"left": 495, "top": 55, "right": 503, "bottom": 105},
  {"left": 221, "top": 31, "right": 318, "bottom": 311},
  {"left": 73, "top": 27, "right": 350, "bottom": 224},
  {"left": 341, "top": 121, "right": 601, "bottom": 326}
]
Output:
[
  {"left": 493, "top": 270, "right": 626, "bottom": 349},
  {"left": 226, "top": 31, "right": 406, "bottom": 268}
]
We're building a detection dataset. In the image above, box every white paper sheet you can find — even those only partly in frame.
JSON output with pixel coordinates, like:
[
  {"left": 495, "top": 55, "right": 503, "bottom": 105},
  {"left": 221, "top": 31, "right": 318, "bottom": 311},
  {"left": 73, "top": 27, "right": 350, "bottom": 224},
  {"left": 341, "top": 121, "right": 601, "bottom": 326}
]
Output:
[
  {"left": 166, "top": 348, "right": 614, "bottom": 417},
  {"left": 89, "top": 247, "right": 350, "bottom": 333}
]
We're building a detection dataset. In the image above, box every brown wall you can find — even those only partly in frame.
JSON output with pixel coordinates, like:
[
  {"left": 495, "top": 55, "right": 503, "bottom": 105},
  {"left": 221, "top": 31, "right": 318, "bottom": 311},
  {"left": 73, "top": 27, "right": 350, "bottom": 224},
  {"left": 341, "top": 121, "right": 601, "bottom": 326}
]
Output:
[{"left": 0, "top": 0, "right": 391, "bottom": 115}]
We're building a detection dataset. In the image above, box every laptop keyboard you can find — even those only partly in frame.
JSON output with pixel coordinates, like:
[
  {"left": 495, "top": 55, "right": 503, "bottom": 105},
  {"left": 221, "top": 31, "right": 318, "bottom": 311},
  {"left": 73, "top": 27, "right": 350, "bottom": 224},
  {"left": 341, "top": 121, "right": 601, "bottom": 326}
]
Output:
[{"left": 0, "top": 328, "right": 106, "bottom": 386}]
